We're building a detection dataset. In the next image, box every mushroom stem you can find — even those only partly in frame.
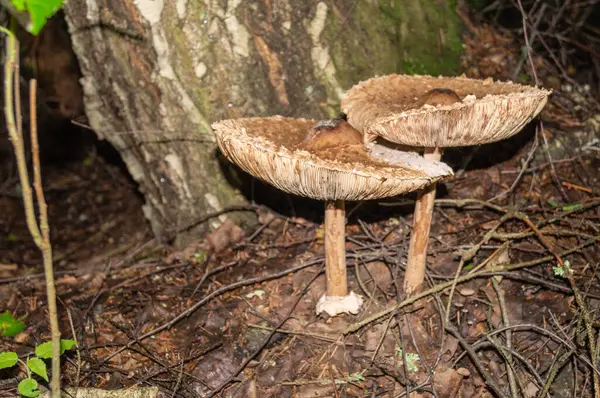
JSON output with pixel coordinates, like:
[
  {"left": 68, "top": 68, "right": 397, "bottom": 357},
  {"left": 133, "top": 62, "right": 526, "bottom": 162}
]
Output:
[
  {"left": 324, "top": 199, "right": 348, "bottom": 297},
  {"left": 404, "top": 147, "right": 444, "bottom": 295}
]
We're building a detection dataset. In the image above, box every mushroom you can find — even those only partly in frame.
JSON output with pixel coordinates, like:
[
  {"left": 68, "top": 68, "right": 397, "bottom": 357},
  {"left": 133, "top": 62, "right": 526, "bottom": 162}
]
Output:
[
  {"left": 212, "top": 116, "right": 453, "bottom": 316},
  {"left": 341, "top": 74, "right": 551, "bottom": 295}
]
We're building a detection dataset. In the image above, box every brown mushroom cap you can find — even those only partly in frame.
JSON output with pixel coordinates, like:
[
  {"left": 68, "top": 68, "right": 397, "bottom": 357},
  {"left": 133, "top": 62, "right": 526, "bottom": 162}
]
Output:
[
  {"left": 341, "top": 74, "right": 552, "bottom": 148},
  {"left": 212, "top": 116, "right": 453, "bottom": 201}
]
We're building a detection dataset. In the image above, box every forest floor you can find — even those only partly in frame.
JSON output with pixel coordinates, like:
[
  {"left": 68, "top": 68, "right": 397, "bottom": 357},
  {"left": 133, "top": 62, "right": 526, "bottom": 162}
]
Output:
[{"left": 1, "top": 8, "right": 600, "bottom": 398}]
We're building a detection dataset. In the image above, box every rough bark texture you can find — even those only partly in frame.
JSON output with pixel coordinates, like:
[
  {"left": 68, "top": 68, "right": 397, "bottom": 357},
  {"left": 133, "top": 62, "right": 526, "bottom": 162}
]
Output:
[{"left": 62, "top": 0, "right": 462, "bottom": 239}]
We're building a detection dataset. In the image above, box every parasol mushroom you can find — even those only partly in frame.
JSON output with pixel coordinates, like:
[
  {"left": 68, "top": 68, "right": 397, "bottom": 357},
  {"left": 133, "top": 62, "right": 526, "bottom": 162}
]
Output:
[
  {"left": 212, "top": 116, "right": 453, "bottom": 316},
  {"left": 341, "top": 74, "right": 551, "bottom": 295}
]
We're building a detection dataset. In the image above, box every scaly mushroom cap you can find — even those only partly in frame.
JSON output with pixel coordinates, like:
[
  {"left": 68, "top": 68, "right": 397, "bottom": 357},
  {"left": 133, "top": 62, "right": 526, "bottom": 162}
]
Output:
[
  {"left": 341, "top": 74, "right": 552, "bottom": 148},
  {"left": 212, "top": 116, "right": 453, "bottom": 201}
]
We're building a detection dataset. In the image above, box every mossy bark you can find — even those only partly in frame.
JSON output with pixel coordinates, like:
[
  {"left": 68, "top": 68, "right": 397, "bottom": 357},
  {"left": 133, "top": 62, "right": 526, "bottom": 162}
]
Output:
[{"left": 62, "top": 0, "right": 462, "bottom": 239}]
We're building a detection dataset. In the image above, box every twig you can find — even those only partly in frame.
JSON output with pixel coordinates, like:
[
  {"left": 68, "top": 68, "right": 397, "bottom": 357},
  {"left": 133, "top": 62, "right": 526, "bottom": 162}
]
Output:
[
  {"left": 540, "top": 349, "right": 575, "bottom": 397},
  {"left": 491, "top": 278, "right": 519, "bottom": 397},
  {"left": 563, "top": 261, "right": 600, "bottom": 395},
  {"left": 514, "top": 0, "right": 539, "bottom": 84},
  {"left": 511, "top": 212, "right": 563, "bottom": 265},
  {"left": 464, "top": 323, "right": 600, "bottom": 375},
  {"left": 370, "top": 313, "right": 395, "bottom": 363},
  {"left": 169, "top": 357, "right": 185, "bottom": 398},
  {"left": 445, "top": 325, "right": 508, "bottom": 397},
  {"left": 511, "top": 3, "right": 546, "bottom": 81},
  {"left": 489, "top": 130, "right": 538, "bottom": 202},
  {"left": 444, "top": 259, "right": 465, "bottom": 324},
  {"left": 457, "top": 339, "right": 550, "bottom": 397},
  {"left": 435, "top": 198, "right": 508, "bottom": 214},
  {"left": 188, "top": 260, "right": 239, "bottom": 299},
  {"left": 61, "top": 298, "right": 81, "bottom": 389},
  {"left": 538, "top": 121, "right": 570, "bottom": 201}
]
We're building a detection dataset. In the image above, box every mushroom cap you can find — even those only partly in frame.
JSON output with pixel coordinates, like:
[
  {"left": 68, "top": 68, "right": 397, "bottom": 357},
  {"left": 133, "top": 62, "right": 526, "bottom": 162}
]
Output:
[
  {"left": 212, "top": 116, "right": 453, "bottom": 201},
  {"left": 341, "top": 74, "right": 552, "bottom": 148}
]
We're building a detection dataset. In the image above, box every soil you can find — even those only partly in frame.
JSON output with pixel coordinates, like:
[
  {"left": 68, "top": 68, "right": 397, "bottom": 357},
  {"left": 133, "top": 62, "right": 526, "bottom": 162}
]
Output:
[{"left": 1, "top": 8, "right": 600, "bottom": 398}]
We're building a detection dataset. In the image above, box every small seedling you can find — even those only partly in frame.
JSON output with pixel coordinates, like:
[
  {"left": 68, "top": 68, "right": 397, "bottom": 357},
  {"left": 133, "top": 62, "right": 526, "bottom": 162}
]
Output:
[
  {"left": 346, "top": 371, "right": 365, "bottom": 383},
  {"left": 395, "top": 348, "right": 420, "bottom": 373},
  {"left": 553, "top": 260, "right": 571, "bottom": 278},
  {"left": 193, "top": 251, "right": 205, "bottom": 262},
  {"left": 0, "top": 339, "right": 76, "bottom": 397}
]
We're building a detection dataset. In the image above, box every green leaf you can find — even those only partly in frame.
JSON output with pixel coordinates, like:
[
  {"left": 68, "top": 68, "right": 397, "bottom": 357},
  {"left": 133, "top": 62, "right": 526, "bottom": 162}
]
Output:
[
  {"left": 0, "top": 352, "right": 19, "bottom": 369},
  {"left": 18, "top": 378, "right": 40, "bottom": 398},
  {"left": 10, "top": 0, "right": 26, "bottom": 11},
  {"left": 7, "top": 0, "right": 64, "bottom": 35},
  {"left": 552, "top": 265, "right": 565, "bottom": 277},
  {"left": 35, "top": 339, "right": 77, "bottom": 359},
  {"left": 60, "top": 339, "right": 77, "bottom": 353},
  {"left": 26, "top": 358, "right": 48, "bottom": 382},
  {"left": 34, "top": 342, "right": 52, "bottom": 359},
  {"left": 0, "top": 310, "right": 26, "bottom": 337},
  {"left": 547, "top": 200, "right": 559, "bottom": 207},
  {"left": 562, "top": 203, "right": 583, "bottom": 211}
]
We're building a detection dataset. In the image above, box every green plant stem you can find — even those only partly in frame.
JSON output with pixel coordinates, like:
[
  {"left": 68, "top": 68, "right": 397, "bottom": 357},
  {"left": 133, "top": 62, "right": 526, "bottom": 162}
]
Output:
[
  {"left": 17, "top": 359, "right": 31, "bottom": 378},
  {"left": 2, "top": 30, "right": 61, "bottom": 398}
]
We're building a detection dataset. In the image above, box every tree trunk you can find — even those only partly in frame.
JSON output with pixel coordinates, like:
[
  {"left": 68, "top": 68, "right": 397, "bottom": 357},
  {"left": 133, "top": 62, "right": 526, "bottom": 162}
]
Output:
[{"left": 62, "top": 0, "right": 462, "bottom": 240}]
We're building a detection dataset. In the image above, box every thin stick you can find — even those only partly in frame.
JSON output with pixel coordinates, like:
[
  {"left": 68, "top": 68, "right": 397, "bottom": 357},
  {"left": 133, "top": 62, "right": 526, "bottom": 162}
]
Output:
[
  {"left": 563, "top": 262, "right": 600, "bottom": 395},
  {"left": 404, "top": 147, "right": 443, "bottom": 295},
  {"left": 14, "top": 39, "right": 21, "bottom": 137},
  {"left": 30, "top": 79, "right": 61, "bottom": 396},
  {"left": 62, "top": 299, "right": 80, "bottom": 389},
  {"left": 491, "top": 278, "right": 519, "bottom": 398},
  {"left": 445, "top": 326, "right": 506, "bottom": 397},
  {"left": 325, "top": 200, "right": 347, "bottom": 296}
]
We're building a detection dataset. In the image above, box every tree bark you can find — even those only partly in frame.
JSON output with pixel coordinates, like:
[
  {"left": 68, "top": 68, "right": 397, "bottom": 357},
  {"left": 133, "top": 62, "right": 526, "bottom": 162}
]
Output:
[{"left": 62, "top": 0, "right": 462, "bottom": 239}]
